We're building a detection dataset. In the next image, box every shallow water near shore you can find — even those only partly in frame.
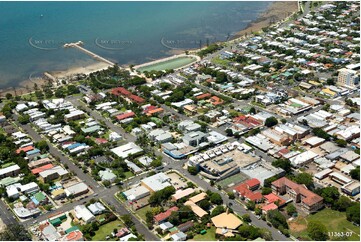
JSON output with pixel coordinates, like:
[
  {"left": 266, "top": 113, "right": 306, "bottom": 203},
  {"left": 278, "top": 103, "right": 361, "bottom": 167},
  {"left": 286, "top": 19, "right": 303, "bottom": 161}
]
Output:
[{"left": 0, "top": 1, "right": 271, "bottom": 89}]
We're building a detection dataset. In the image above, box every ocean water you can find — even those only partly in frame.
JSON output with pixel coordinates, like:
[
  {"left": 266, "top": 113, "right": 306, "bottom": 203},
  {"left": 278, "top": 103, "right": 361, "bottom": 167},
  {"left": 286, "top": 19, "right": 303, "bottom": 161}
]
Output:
[{"left": 0, "top": 1, "right": 271, "bottom": 89}]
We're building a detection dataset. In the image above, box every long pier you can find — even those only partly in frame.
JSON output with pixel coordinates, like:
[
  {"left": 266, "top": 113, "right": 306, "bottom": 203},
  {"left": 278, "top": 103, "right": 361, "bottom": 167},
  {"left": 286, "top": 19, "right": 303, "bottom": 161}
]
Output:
[{"left": 63, "top": 41, "right": 115, "bottom": 66}]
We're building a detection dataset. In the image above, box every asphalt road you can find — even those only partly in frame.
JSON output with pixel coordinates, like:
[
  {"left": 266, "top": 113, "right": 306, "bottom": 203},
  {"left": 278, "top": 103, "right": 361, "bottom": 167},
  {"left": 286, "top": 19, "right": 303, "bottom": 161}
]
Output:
[{"left": 0, "top": 199, "right": 17, "bottom": 225}]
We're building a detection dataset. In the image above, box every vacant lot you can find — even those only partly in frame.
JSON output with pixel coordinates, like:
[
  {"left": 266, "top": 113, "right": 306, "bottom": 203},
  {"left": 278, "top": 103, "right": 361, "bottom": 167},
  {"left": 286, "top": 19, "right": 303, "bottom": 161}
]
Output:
[{"left": 289, "top": 208, "right": 360, "bottom": 241}]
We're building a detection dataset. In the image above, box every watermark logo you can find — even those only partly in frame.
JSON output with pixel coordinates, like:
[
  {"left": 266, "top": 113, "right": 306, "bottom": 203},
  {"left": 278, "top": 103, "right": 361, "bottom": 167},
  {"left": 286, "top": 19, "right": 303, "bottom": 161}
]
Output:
[
  {"left": 160, "top": 37, "right": 203, "bottom": 50},
  {"left": 28, "top": 72, "right": 44, "bottom": 83},
  {"left": 95, "top": 38, "right": 133, "bottom": 51},
  {"left": 28, "top": 36, "right": 64, "bottom": 50}
]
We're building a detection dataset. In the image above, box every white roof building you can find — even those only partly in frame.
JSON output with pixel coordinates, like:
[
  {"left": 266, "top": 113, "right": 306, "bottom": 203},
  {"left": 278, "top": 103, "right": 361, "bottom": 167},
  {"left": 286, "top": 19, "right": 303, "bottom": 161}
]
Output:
[
  {"left": 141, "top": 173, "right": 172, "bottom": 192},
  {"left": 74, "top": 205, "right": 95, "bottom": 223},
  {"left": 111, "top": 142, "right": 143, "bottom": 159},
  {"left": 87, "top": 202, "right": 106, "bottom": 215},
  {"left": 122, "top": 185, "right": 150, "bottom": 201},
  {"left": 290, "top": 150, "right": 319, "bottom": 167}
]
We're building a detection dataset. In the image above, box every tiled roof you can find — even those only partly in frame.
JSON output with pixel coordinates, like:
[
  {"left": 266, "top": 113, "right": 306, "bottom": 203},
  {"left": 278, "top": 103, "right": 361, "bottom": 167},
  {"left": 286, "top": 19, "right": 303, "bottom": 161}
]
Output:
[{"left": 272, "top": 177, "right": 323, "bottom": 206}]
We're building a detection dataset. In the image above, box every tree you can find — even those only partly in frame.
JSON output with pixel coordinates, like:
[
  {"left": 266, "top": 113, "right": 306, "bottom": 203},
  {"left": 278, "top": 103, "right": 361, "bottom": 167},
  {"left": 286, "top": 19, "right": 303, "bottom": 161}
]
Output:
[
  {"left": 0, "top": 224, "right": 31, "bottom": 241},
  {"left": 346, "top": 203, "right": 360, "bottom": 224},
  {"left": 246, "top": 200, "right": 256, "bottom": 211},
  {"left": 102, "top": 180, "right": 111, "bottom": 187},
  {"left": 211, "top": 205, "right": 225, "bottom": 217},
  {"left": 5, "top": 93, "right": 13, "bottom": 100},
  {"left": 307, "top": 221, "right": 329, "bottom": 241},
  {"left": 265, "top": 117, "right": 278, "bottom": 127},
  {"left": 238, "top": 224, "right": 261, "bottom": 240},
  {"left": 272, "top": 159, "right": 291, "bottom": 173},
  {"left": 259, "top": 228, "right": 273, "bottom": 241},
  {"left": 293, "top": 172, "right": 313, "bottom": 189},
  {"left": 225, "top": 129, "right": 233, "bottom": 137},
  {"left": 187, "top": 166, "right": 198, "bottom": 175},
  {"left": 262, "top": 187, "right": 272, "bottom": 195},
  {"left": 316, "top": 187, "right": 340, "bottom": 206},
  {"left": 335, "top": 139, "right": 347, "bottom": 147},
  {"left": 312, "top": 128, "right": 330, "bottom": 140},
  {"left": 242, "top": 214, "right": 251, "bottom": 222},
  {"left": 334, "top": 196, "right": 353, "bottom": 212},
  {"left": 145, "top": 210, "right": 154, "bottom": 224},
  {"left": 255, "top": 207, "right": 262, "bottom": 216},
  {"left": 249, "top": 107, "right": 256, "bottom": 114},
  {"left": 350, "top": 166, "right": 360, "bottom": 180},
  {"left": 198, "top": 200, "right": 211, "bottom": 210},
  {"left": 35, "top": 140, "right": 49, "bottom": 152},
  {"left": 286, "top": 203, "right": 297, "bottom": 216},
  {"left": 267, "top": 210, "right": 288, "bottom": 229},
  {"left": 150, "top": 158, "right": 162, "bottom": 168},
  {"left": 121, "top": 214, "right": 134, "bottom": 227},
  {"left": 210, "top": 193, "right": 223, "bottom": 205},
  {"left": 18, "top": 114, "right": 30, "bottom": 124},
  {"left": 67, "top": 85, "right": 80, "bottom": 95},
  {"left": 227, "top": 192, "right": 235, "bottom": 199}
]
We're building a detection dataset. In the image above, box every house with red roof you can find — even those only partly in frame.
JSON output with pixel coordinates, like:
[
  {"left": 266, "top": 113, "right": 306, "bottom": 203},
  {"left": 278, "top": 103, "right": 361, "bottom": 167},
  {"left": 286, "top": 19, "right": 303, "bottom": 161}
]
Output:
[
  {"left": 261, "top": 203, "right": 278, "bottom": 214},
  {"left": 264, "top": 193, "right": 286, "bottom": 207},
  {"left": 111, "top": 87, "right": 145, "bottom": 104},
  {"left": 233, "top": 115, "right": 261, "bottom": 128},
  {"left": 31, "top": 164, "right": 54, "bottom": 175},
  {"left": 245, "top": 178, "right": 261, "bottom": 191},
  {"left": 272, "top": 177, "right": 323, "bottom": 214},
  {"left": 195, "top": 93, "right": 211, "bottom": 100},
  {"left": 210, "top": 96, "right": 224, "bottom": 106},
  {"left": 234, "top": 179, "right": 263, "bottom": 203},
  {"left": 115, "top": 112, "right": 135, "bottom": 121},
  {"left": 154, "top": 206, "right": 179, "bottom": 224},
  {"left": 111, "top": 87, "right": 131, "bottom": 96},
  {"left": 16, "top": 145, "right": 34, "bottom": 154},
  {"left": 129, "top": 94, "right": 145, "bottom": 104},
  {"left": 61, "top": 230, "right": 84, "bottom": 241}
]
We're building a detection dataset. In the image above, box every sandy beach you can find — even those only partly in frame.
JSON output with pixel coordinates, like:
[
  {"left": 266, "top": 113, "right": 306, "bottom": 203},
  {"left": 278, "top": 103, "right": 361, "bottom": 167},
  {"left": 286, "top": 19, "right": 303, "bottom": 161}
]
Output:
[
  {"left": 232, "top": 1, "right": 299, "bottom": 39},
  {"left": 50, "top": 62, "right": 112, "bottom": 79}
]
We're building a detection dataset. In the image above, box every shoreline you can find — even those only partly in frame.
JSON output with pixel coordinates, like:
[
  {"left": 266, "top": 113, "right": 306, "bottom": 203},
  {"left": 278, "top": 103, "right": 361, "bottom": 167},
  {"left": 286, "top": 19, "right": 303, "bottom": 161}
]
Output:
[{"left": 0, "top": 1, "right": 299, "bottom": 98}]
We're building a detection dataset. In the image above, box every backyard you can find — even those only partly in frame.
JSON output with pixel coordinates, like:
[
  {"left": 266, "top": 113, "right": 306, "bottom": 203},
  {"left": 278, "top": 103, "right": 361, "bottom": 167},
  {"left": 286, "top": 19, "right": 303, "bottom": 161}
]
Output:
[
  {"left": 192, "top": 226, "right": 217, "bottom": 241},
  {"left": 289, "top": 208, "right": 360, "bottom": 241},
  {"left": 91, "top": 220, "right": 124, "bottom": 241}
]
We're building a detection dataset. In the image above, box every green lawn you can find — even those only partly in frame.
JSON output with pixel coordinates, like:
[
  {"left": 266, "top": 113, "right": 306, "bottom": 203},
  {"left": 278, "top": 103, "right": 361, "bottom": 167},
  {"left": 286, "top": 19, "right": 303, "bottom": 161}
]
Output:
[
  {"left": 193, "top": 226, "right": 217, "bottom": 241},
  {"left": 211, "top": 57, "right": 231, "bottom": 67},
  {"left": 91, "top": 220, "right": 124, "bottom": 241},
  {"left": 136, "top": 205, "right": 152, "bottom": 221},
  {"left": 124, "top": 171, "right": 134, "bottom": 180},
  {"left": 289, "top": 208, "right": 360, "bottom": 241}
]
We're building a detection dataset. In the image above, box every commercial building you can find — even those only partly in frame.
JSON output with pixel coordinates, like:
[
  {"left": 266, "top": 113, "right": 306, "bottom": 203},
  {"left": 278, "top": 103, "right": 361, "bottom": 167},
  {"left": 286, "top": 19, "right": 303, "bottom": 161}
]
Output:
[
  {"left": 337, "top": 68, "right": 359, "bottom": 88},
  {"left": 341, "top": 181, "right": 360, "bottom": 196},
  {"left": 111, "top": 142, "right": 143, "bottom": 159},
  {"left": 64, "top": 182, "right": 89, "bottom": 198},
  {"left": 141, "top": 173, "right": 172, "bottom": 192},
  {"left": 182, "top": 131, "right": 207, "bottom": 147},
  {"left": 272, "top": 177, "right": 323, "bottom": 214},
  {"left": 188, "top": 142, "right": 259, "bottom": 180},
  {"left": 122, "top": 186, "right": 150, "bottom": 201}
]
